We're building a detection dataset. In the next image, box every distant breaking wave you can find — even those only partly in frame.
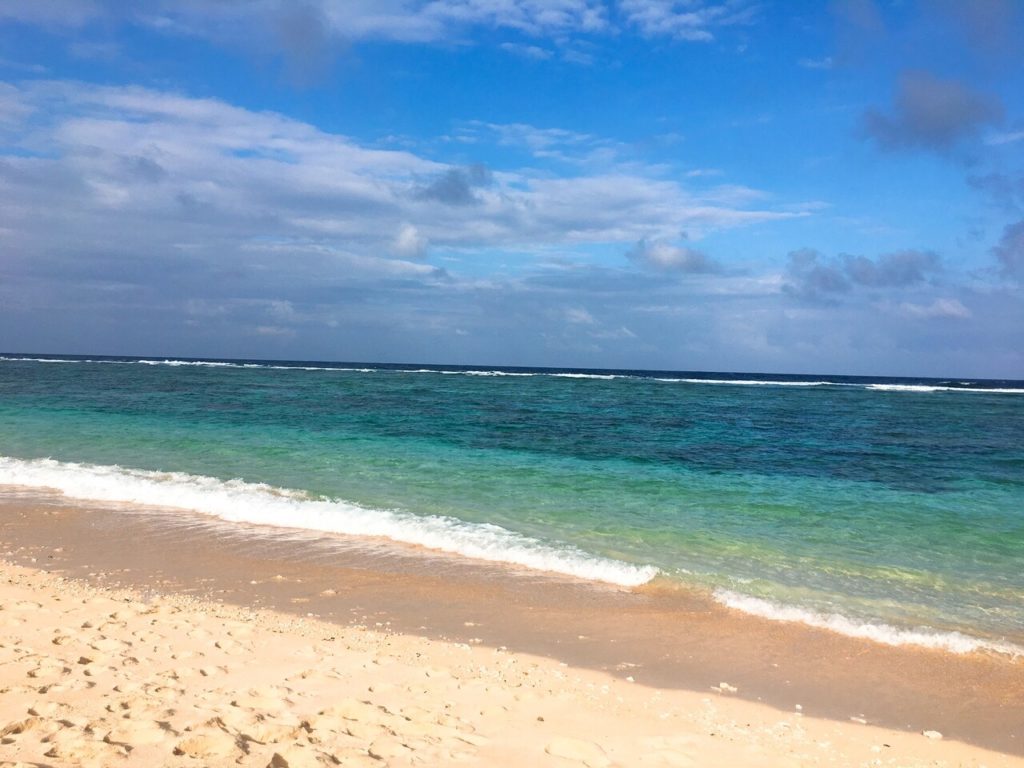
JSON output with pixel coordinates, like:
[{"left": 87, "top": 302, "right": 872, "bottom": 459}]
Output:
[
  {"left": 654, "top": 377, "right": 836, "bottom": 387},
  {"left": 0, "top": 356, "right": 374, "bottom": 373},
  {"left": 714, "top": 589, "right": 1024, "bottom": 658},
  {"left": 0, "top": 456, "right": 657, "bottom": 588},
  {"left": 1, "top": 356, "right": 1022, "bottom": 393},
  {"left": 865, "top": 383, "right": 1024, "bottom": 394}
]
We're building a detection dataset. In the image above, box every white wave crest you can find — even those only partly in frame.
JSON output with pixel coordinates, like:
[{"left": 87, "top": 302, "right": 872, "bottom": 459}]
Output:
[
  {"left": 0, "top": 356, "right": 85, "bottom": 364},
  {"left": 137, "top": 359, "right": 236, "bottom": 368},
  {"left": 551, "top": 373, "right": 621, "bottom": 380},
  {"left": 0, "top": 357, "right": 374, "bottom": 373},
  {"left": 461, "top": 370, "right": 536, "bottom": 377},
  {"left": 713, "top": 589, "right": 1023, "bottom": 658},
  {"left": 655, "top": 378, "right": 836, "bottom": 387},
  {"left": 0, "top": 456, "right": 657, "bottom": 587},
  {"left": 867, "top": 383, "right": 1024, "bottom": 394}
]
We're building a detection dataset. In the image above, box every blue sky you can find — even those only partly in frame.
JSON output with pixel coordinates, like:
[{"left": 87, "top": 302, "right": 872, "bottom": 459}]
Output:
[{"left": 1, "top": 1, "right": 1022, "bottom": 376}]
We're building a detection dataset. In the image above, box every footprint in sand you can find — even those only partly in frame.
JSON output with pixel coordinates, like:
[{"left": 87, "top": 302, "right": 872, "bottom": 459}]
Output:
[{"left": 174, "top": 729, "right": 243, "bottom": 760}]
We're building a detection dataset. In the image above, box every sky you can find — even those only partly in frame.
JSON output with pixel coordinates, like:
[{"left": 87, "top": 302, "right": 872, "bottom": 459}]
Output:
[{"left": 0, "top": 1, "right": 1022, "bottom": 377}]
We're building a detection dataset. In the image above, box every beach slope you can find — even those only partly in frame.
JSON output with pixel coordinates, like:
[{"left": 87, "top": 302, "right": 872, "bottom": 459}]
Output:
[{"left": 1, "top": 560, "right": 1019, "bottom": 768}]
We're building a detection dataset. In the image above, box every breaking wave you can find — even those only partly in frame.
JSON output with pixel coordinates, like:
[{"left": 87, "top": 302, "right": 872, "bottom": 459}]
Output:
[
  {"left": 0, "top": 456, "right": 657, "bottom": 587},
  {"left": 714, "top": 589, "right": 1023, "bottom": 657}
]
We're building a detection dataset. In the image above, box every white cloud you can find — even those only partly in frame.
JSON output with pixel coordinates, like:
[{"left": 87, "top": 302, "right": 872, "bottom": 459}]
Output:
[
  {"left": 0, "top": 82, "right": 32, "bottom": 125},
  {"left": 798, "top": 56, "right": 833, "bottom": 70},
  {"left": 986, "top": 129, "right": 1024, "bottom": 146},
  {"left": 393, "top": 223, "right": 428, "bottom": 258},
  {"left": 701, "top": 183, "right": 768, "bottom": 205},
  {"left": 319, "top": 0, "right": 609, "bottom": 41},
  {"left": 0, "top": 0, "right": 101, "bottom": 27},
  {"left": 254, "top": 324, "right": 296, "bottom": 337},
  {"left": 561, "top": 48, "right": 596, "bottom": 65},
  {"left": 617, "top": 0, "right": 757, "bottom": 41},
  {"left": 499, "top": 42, "right": 553, "bottom": 59},
  {"left": 627, "top": 238, "right": 718, "bottom": 272},
  {"left": 591, "top": 325, "right": 635, "bottom": 339},
  {"left": 3, "top": 84, "right": 790, "bottom": 252},
  {"left": 464, "top": 120, "right": 609, "bottom": 163},
  {"left": 115, "top": 0, "right": 610, "bottom": 47},
  {"left": 0, "top": 0, "right": 757, "bottom": 52},
  {"left": 565, "top": 307, "right": 597, "bottom": 324},
  {"left": 898, "top": 298, "right": 972, "bottom": 319},
  {"left": 0, "top": 57, "right": 49, "bottom": 74},
  {"left": 267, "top": 300, "right": 297, "bottom": 321}
]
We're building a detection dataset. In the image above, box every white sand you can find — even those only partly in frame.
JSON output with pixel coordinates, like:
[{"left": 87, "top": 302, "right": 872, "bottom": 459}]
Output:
[{"left": 1, "top": 560, "right": 1020, "bottom": 767}]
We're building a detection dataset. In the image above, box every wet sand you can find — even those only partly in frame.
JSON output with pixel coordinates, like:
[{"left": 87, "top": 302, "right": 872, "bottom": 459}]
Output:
[{"left": 1, "top": 489, "right": 1023, "bottom": 763}]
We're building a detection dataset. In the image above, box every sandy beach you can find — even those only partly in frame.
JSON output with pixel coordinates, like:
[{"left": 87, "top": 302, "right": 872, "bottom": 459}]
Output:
[
  {"left": 1, "top": 494, "right": 1023, "bottom": 767},
  {"left": 2, "top": 558, "right": 1021, "bottom": 768}
]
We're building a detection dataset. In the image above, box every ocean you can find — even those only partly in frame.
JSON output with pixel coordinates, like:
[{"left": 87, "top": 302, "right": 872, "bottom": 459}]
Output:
[{"left": 1, "top": 354, "right": 1022, "bottom": 656}]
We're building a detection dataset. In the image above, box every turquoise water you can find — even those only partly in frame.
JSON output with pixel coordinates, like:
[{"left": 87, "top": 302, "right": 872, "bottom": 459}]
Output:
[{"left": 1, "top": 355, "right": 1022, "bottom": 653}]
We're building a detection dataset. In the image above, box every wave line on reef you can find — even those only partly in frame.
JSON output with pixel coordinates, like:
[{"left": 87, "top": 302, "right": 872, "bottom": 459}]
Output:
[{"left": 2, "top": 357, "right": 1022, "bottom": 393}]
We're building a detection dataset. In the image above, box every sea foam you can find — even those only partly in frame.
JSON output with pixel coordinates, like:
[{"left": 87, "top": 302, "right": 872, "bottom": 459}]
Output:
[
  {"left": 0, "top": 456, "right": 657, "bottom": 587},
  {"left": 714, "top": 589, "right": 1024, "bottom": 657}
]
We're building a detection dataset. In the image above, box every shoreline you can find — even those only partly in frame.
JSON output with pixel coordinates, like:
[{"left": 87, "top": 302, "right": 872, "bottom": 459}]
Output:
[
  {"left": 1, "top": 489, "right": 1023, "bottom": 760},
  {"left": 3, "top": 460, "right": 1021, "bottom": 658}
]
